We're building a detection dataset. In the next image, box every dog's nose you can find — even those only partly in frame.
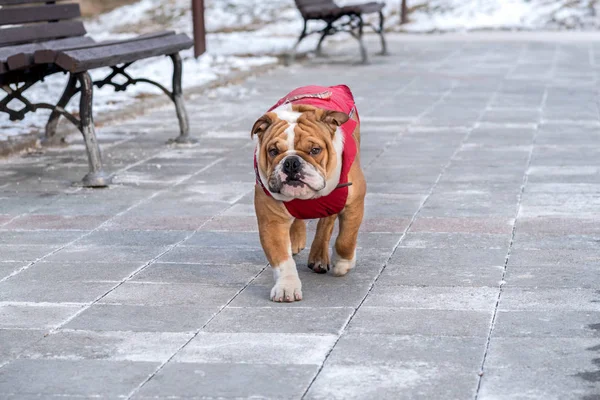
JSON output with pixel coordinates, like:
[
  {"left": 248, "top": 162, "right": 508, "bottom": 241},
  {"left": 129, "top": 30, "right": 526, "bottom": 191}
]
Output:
[{"left": 283, "top": 156, "right": 301, "bottom": 174}]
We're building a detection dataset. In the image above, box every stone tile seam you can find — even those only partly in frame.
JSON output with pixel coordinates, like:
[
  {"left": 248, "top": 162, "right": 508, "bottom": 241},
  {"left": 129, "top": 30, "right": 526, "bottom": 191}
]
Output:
[{"left": 473, "top": 87, "right": 546, "bottom": 399}]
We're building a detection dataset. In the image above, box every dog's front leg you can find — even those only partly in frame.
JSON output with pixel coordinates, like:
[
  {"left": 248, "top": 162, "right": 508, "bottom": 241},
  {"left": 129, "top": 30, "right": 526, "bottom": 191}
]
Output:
[
  {"left": 255, "top": 188, "right": 302, "bottom": 302},
  {"left": 261, "top": 220, "right": 303, "bottom": 302}
]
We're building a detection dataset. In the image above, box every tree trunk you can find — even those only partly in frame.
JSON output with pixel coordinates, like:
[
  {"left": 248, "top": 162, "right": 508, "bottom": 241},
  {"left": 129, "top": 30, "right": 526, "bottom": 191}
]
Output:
[{"left": 400, "top": 0, "right": 408, "bottom": 25}]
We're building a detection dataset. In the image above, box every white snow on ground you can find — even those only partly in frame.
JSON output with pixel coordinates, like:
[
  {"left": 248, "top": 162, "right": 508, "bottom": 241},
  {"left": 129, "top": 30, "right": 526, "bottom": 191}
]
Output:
[
  {"left": 374, "top": 0, "right": 600, "bottom": 32},
  {"left": 2, "top": 0, "right": 600, "bottom": 140}
]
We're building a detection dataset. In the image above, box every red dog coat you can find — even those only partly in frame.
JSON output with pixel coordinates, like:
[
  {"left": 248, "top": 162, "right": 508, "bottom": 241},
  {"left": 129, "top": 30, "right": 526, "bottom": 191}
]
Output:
[{"left": 254, "top": 85, "right": 359, "bottom": 220}]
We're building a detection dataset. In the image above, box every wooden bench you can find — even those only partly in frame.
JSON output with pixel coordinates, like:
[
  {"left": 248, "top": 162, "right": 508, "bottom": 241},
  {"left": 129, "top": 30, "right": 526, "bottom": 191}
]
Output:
[
  {"left": 0, "top": 0, "right": 194, "bottom": 187},
  {"left": 291, "top": 0, "right": 387, "bottom": 63}
]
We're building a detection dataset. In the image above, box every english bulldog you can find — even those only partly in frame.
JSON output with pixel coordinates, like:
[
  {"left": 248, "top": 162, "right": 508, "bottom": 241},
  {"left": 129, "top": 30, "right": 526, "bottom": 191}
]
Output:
[{"left": 251, "top": 85, "right": 366, "bottom": 302}]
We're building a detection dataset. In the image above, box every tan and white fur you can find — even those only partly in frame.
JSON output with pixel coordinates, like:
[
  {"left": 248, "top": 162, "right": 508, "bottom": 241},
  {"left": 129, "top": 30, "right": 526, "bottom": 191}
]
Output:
[{"left": 251, "top": 102, "right": 366, "bottom": 302}]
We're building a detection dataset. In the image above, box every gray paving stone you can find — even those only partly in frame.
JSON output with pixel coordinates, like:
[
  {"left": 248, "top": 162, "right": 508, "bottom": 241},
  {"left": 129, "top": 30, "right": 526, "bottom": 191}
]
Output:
[
  {"left": 132, "top": 262, "right": 264, "bottom": 285},
  {"left": 76, "top": 230, "right": 188, "bottom": 247},
  {"left": 0, "top": 262, "right": 23, "bottom": 279},
  {"left": 126, "top": 196, "right": 232, "bottom": 217},
  {"left": 99, "top": 282, "right": 239, "bottom": 307},
  {"left": 389, "top": 247, "right": 507, "bottom": 268},
  {"left": 410, "top": 217, "right": 515, "bottom": 234},
  {"left": 305, "top": 364, "right": 479, "bottom": 400},
  {"left": 0, "top": 304, "right": 79, "bottom": 329},
  {"left": 361, "top": 217, "right": 412, "bottom": 233},
  {"left": 0, "top": 329, "right": 45, "bottom": 364},
  {"left": 205, "top": 307, "right": 354, "bottom": 334},
  {"left": 183, "top": 231, "right": 261, "bottom": 248},
  {"left": 527, "top": 165, "right": 600, "bottom": 184},
  {"left": 64, "top": 304, "right": 217, "bottom": 332},
  {"left": 328, "top": 334, "right": 485, "bottom": 368},
  {"left": 478, "top": 367, "right": 599, "bottom": 400},
  {"left": 175, "top": 332, "right": 336, "bottom": 365},
  {"left": 364, "top": 193, "right": 427, "bottom": 218},
  {"left": 521, "top": 193, "right": 600, "bottom": 218},
  {"left": 508, "top": 249, "right": 600, "bottom": 266},
  {"left": 499, "top": 288, "right": 600, "bottom": 312},
  {"left": 44, "top": 245, "right": 169, "bottom": 264},
  {"left": 506, "top": 264, "right": 600, "bottom": 289},
  {"left": 157, "top": 246, "right": 266, "bottom": 265},
  {"left": 2, "top": 214, "right": 107, "bottom": 230},
  {"left": 512, "top": 233, "right": 600, "bottom": 250},
  {"left": 0, "top": 280, "right": 116, "bottom": 303},
  {"left": 0, "top": 359, "right": 157, "bottom": 397},
  {"left": 348, "top": 307, "right": 491, "bottom": 336},
  {"left": 21, "top": 330, "right": 192, "bottom": 362},
  {"left": 379, "top": 263, "right": 503, "bottom": 287},
  {"left": 526, "top": 183, "right": 600, "bottom": 194},
  {"left": 1, "top": 244, "right": 62, "bottom": 262},
  {"left": 101, "top": 214, "right": 210, "bottom": 231},
  {"left": 400, "top": 232, "right": 509, "bottom": 249},
  {"left": 479, "top": 109, "right": 541, "bottom": 124},
  {"left": 134, "top": 362, "right": 317, "bottom": 399},
  {"left": 12, "top": 261, "right": 144, "bottom": 282},
  {"left": 517, "top": 217, "right": 600, "bottom": 235},
  {"left": 486, "top": 337, "right": 600, "bottom": 371},
  {"left": 363, "top": 286, "right": 498, "bottom": 311},
  {"left": 494, "top": 310, "right": 600, "bottom": 338},
  {"left": 0, "top": 230, "right": 82, "bottom": 245}
]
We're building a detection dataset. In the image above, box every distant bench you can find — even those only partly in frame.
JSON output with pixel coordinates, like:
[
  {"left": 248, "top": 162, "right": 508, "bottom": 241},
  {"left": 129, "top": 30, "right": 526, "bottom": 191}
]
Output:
[
  {"left": 291, "top": 0, "right": 387, "bottom": 63},
  {"left": 0, "top": 0, "right": 194, "bottom": 187}
]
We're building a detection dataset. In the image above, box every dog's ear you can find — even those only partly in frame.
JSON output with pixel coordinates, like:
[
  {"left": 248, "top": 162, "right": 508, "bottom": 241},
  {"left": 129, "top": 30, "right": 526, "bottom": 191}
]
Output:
[
  {"left": 251, "top": 114, "right": 272, "bottom": 140},
  {"left": 320, "top": 110, "right": 349, "bottom": 128}
]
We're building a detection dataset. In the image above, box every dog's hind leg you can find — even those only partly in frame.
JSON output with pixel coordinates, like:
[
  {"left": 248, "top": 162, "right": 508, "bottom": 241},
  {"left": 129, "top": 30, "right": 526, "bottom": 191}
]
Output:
[
  {"left": 307, "top": 215, "right": 337, "bottom": 274},
  {"left": 290, "top": 219, "right": 306, "bottom": 255},
  {"left": 332, "top": 193, "right": 365, "bottom": 277}
]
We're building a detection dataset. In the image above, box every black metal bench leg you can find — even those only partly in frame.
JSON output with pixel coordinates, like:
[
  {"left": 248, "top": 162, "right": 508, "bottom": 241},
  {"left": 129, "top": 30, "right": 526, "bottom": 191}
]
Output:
[
  {"left": 44, "top": 74, "right": 79, "bottom": 144},
  {"left": 377, "top": 11, "right": 388, "bottom": 55},
  {"left": 286, "top": 19, "right": 308, "bottom": 65},
  {"left": 352, "top": 16, "right": 368, "bottom": 64},
  {"left": 315, "top": 22, "right": 332, "bottom": 57},
  {"left": 167, "top": 53, "right": 195, "bottom": 144},
  {"left": 76, "top": 72, "right": 111, "bottom": 188}
]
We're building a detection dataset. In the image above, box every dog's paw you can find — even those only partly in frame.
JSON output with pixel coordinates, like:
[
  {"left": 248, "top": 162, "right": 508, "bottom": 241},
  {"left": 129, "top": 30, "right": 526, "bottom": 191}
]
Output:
[
  {"left": 270, "top": 275, "right": 303, "bottom": 302},
  {"left": 307, "top": 260, "right": 330, "bottom": 274},
  {"left": 291, "top": 239, "right": 306, "bottom": 256},
  {"left": 332, "top": 249, "right": 356, "bottom": 277}
]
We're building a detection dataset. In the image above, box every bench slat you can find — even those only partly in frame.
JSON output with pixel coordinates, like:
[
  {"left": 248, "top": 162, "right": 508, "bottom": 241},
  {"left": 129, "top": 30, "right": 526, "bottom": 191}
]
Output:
[
  {"left": 0, "top": 3, "right": 81, "bottom": 26},
  {"left": 4, "top": 37, "right": 95, "bottom": 71},
  {"left": 0, "top": 21, "right": 86, "bottom": 47},
  {"left": 34, "top": 31, "right": 175, "bottom": 64},
  {"left": 55, "top": 33, "right": 193, "bottom": 73},
  {"left": 0, "top": 0, "right": 69, "bottom": 4}
]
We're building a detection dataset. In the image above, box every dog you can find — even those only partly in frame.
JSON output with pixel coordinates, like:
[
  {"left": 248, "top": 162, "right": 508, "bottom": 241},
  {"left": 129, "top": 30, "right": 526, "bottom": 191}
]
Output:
[{"left": 251, "top": 85, "right": 366, "bottom": 302}]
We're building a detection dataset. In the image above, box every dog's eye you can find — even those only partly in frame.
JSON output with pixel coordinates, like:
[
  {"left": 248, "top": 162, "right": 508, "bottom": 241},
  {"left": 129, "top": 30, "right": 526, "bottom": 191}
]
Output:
[
  {"left": 268, "top": 148, "right": 279, "bottom": 157},
  {"left": 310, "top": 147, "right": 321, "bottom": 156}
]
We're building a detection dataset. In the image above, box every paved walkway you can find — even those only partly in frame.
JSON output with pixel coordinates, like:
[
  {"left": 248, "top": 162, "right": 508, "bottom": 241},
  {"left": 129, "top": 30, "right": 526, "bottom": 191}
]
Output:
[{"left": 1, "top": 33, "right": 600, "bottom": 399}]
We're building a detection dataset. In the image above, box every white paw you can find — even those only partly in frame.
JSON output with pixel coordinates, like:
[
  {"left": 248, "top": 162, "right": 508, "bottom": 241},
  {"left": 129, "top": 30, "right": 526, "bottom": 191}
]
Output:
[
  {"left": 332, "top": 249, "right": 356, "bottom": 277},
  {"left": 270, "top": 275, "right": 303, "bottom": 302}
]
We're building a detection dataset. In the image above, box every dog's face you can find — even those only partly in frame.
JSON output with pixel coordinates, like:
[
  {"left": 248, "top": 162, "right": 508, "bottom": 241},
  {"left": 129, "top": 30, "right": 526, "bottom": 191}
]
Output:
[{"left": 252, "top": 104, "right": 349, "bottom": 201}]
